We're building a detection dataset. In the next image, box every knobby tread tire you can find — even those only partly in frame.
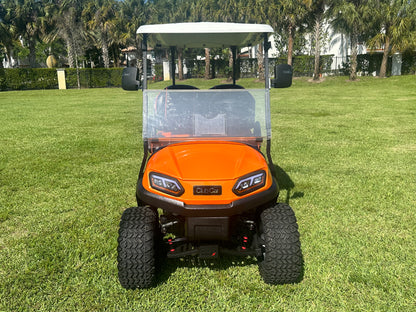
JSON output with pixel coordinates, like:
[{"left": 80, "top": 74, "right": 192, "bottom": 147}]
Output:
[
  {"left": 258, "top": 203, "right": 303, "bottom": 284},
  {"left": 117, "top": 206, "right": 158, "bottom": 289}
]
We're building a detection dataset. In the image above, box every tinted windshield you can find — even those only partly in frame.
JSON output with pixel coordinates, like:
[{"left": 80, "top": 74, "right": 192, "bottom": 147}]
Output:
[{"left": 143, "top": 89, "right": 271, "bottom": 141}]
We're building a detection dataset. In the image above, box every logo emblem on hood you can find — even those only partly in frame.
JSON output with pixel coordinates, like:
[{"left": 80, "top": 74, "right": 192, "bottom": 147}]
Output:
[{"left": 193, "top": 186, "right": 222, "bottom": 195}]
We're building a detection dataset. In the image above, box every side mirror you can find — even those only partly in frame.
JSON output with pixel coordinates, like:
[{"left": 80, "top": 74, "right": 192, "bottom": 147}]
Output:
[
  {"left": 271, "top": 64, "right": 292, "bottom": 88},
  {"left": 122, "top": 67, "right": 141, "bottom": 91}
]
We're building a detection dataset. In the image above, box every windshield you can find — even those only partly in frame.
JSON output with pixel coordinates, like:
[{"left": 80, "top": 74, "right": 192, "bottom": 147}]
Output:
[{"left": 143, "top": 89, "right": 271, "bottom": 143}]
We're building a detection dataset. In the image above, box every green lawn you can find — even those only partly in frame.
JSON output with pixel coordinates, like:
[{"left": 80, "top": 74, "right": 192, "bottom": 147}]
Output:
[{"left": 1, "top": 76, "right": 415, "bottom": 311}]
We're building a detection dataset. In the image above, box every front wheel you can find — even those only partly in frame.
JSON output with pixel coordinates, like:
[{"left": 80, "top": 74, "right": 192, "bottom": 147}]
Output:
[
  {"left": 117, "top": 206, "right": 159, "bottom": 289},
  {"left": 257, "top": 203, "right": 303, "bottom": 284}
]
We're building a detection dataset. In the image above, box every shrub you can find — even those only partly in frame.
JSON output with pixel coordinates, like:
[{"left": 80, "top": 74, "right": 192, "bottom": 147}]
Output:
[
  {"left": 0, "top": 68, "right": 57, "bottom": 91},
  {"left": 339, "top": 53, "right": 414, "bottom": 76},
  {"left": 153, "top": 64, "right": 163, "bottom": 81},
  {"left": 0, "top": 68, "right": 123, "bottom": 91},
  {"left": 401, "top": 51, "right": 416, "bottom": 75},
  {"left": 271, "top": 55, "right": 334, "bottom": 77},
  {"left": 65, "top": 68, "right": 123, "bottom": 88}
]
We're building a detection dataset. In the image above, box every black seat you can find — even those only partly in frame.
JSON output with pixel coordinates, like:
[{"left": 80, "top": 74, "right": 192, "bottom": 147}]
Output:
[
  {"left": 210, "top": 84, "right": 244, "bottom": 89},
  {"left": 165, "top": 84, "right": 199, "bottom": 90}
]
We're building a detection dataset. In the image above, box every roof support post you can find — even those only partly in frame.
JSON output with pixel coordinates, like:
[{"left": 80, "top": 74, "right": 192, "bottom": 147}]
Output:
[
  {"left": 142, "top": 34, "right": 148, "bottom": 90},
  {"left": 170, "top": 46, "right": 176, "bottom": 86},
  {"left": 263, "top": 33, "right": 271, "bottom": 89},
  {"left": 231, "top": 46, "right": 237, "bottom": 85},
  {"left": 263, "top": 33, "right": 275, "bottom": 177}
]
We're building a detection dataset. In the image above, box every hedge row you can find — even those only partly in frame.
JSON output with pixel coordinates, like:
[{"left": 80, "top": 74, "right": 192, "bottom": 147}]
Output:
[
  {"left": 273, "top": 55, "right": 334, "bottom": 77},
  {"left": 338, "top": 51, "right": 416, "bottom": 76},
  {"left": 1, "top": 52, "right": 415, "bottom": 90},
  {"left": 0, "top": 68, "right": 57, "bottom": 90},
  {"left": 65, "top": 68, "right": 123, "bottom": 89},
  {"left": 174, "top": 55, "right": 336, "bottom": 79},
  {"left": 0, "top": 68, "right": 123, "bottom": 91}
]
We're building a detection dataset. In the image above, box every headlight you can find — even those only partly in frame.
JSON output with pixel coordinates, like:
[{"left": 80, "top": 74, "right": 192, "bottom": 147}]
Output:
[
  {"left": 233, "top": 170, "right": 266, "bottom": 196},
  {"left": 149, "top": 172, "right": 184, "bottom": 196}
]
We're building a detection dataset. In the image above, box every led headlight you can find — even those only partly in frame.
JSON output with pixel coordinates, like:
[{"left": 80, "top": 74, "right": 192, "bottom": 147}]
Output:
[
  {"left": 233, "top": 170, "right": 266, "bottom": 196},
  {"left": 149, "top": 172, "right": 184, "bottom": 196}
]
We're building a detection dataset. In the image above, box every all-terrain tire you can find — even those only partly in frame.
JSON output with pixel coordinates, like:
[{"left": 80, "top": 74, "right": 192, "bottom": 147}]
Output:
[
  {"left": 258, "top": 203, "right": 303, "bottom": 284},
  {"left": 117, "top": 206, "right": 159, "bottom": 289}
]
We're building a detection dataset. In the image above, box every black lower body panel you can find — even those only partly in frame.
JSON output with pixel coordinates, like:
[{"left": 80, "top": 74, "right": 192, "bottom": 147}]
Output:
[{"left": 136, "top": 178, "right": 278, "bottom": 217}]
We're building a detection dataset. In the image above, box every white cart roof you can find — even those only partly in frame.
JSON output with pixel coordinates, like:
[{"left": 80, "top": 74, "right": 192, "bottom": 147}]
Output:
[{"left": 137, "top": 22, "right": 273, "bottom": 48}]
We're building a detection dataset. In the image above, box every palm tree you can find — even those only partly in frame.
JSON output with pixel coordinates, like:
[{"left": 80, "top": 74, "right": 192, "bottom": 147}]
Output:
[
  {"left": 43, "top": 0, "right": 87, "bottom": 69},
  {"left": 0, "top": 4, "right": 14, "bottom": 68},
  {"left": 329, "top": 0, "right": 372, "bottom": 80},
  {"left": 310, "top": 0, "right": 326, "bottom": 81},
  {"left": 250, "top": 0, "right": 311, "bottom": 67},
  {"left": 119, "top": 0, "right": 154, "bottom": 70},
  {"left": 276, "top": 0, "right": 312, "bottom": 66},
  {"left": 368, "top": 0, "right": 416, "bottom": 78},
  {"left": 83, "top": 0, "right": 118, "bottom": 68},
  {"left": 166, "top": 0, "right": 195, "bottom": 80},
  {"left": 216, "top": 0, "right": 243, "bottom": 22},
  {"left": 3, "top": 0, "right": 45, "bottom": 68}
]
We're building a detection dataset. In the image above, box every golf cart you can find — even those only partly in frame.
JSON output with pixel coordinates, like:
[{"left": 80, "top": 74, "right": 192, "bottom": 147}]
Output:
[{"left": 118, "top": 22, "right": 302, "bottom": 289}]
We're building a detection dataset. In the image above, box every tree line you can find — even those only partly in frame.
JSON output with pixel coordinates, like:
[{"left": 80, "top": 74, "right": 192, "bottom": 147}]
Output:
[{"left": 1, "top": 0, "right": 415, "bottom": 80}]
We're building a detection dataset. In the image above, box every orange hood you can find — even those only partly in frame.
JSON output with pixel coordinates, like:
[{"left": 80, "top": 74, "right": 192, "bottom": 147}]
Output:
[{"left": 146, "top": 141, "right": 268, "bottom": 181}]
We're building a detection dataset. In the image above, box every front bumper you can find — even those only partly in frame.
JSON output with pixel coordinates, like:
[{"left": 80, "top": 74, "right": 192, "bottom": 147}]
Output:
[{"left": 136, "top": 178, "right": 278, "bottom": 217}]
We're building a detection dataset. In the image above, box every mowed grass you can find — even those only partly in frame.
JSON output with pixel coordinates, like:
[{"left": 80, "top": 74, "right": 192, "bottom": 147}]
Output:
[{"left": 0, "top": 76, "right": 415, "bottom": 311}]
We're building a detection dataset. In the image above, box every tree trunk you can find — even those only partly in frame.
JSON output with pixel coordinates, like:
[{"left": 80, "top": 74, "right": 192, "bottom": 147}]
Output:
[
  {"left": 102, "top": 32, "right": 110, "bottom": 68},
  {"left": 113, "top": 45, "right": 120, "bottom": 67},
  {"left": 178, "top": 48, "right": 184, "bottom": 80},
  {"left": 287, "top": 24, "right": 294, "bottom": 66},
  {"left": 204, "top": 48, "right": 210, "bottom": 79},
  {"left": 228, "top": 49, "right": 233, "bottom": 81},
  {"left": 350, "top": 33, "right": 358, "bottom": 81},
  {"left": 379, "top": 36, "right": 390, "bottom": 78},
  {"left": 28, "top": 38, "right": 37, "bottom": 68},
  {"left": 257, "top": 43, "right": 264, "bottom": 81},
  {"left": 66, "top": 38, "right": 75, "bottom": 68},
  {"left": 75, "top": 49, "right": 81, "bottom": 89},
  {"left": 313, "top": 18, "right": 321, "bottom": 81}
]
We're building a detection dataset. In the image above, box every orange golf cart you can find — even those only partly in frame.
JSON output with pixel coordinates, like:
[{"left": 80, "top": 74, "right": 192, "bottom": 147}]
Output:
[{"left": 118, "top": 22, "right": 302, "bottom": 289}]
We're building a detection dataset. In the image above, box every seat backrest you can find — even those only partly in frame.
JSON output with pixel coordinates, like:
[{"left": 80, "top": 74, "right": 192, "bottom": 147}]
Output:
[
  {"left": 165, "top": 84, "right": 199, "bottom": 90},
  {"left": 210, "top": 84, "right": 244, "bottom": 89}
]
